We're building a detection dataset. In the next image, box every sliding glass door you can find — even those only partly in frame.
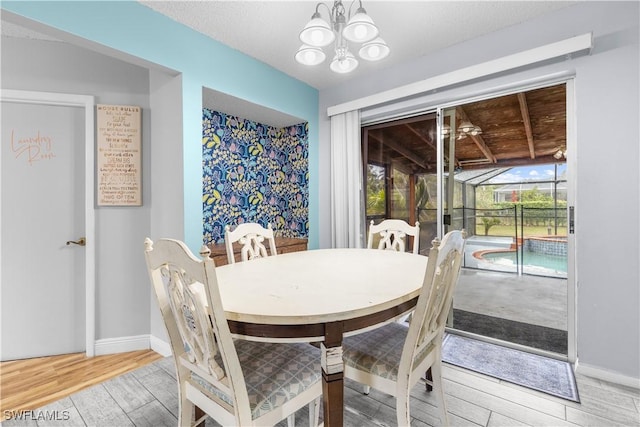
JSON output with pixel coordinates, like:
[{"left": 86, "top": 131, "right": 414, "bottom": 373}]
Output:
[
  {"left": 362, "top": 81, "right": 574, "bottom": 359},
  {"left": 362, "top": 113, "right": 439, "bottom": 252},
  {"left": 437, "top": 83, "right": 571, "bottom": 357}
]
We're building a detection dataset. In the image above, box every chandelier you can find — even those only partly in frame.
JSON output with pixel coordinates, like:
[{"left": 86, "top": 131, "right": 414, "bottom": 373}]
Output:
[{"left": 295, "top": 1, "right": 390, "bottom": 74}]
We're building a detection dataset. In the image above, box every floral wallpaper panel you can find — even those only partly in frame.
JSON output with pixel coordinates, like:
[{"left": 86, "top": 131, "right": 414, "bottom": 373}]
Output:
[{"left": 202, "top": 109, "right": 309, "bottom": 245}]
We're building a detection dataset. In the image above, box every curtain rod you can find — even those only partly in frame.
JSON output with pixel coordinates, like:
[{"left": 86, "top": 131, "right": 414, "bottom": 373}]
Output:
[{"left": 327, "top": 33, "right": 592, "bottom": 117}]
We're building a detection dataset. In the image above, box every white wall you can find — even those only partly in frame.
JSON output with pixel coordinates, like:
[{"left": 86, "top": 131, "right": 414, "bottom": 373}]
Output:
[
  {"left": 319, "top": 1, "right": 639, "bottom": 382},
  {"left": 1, "top": 38, "right": 155, "bottom": 346},
  {"left": 147, "top": 70, "right": 184, "bottom": 352}
]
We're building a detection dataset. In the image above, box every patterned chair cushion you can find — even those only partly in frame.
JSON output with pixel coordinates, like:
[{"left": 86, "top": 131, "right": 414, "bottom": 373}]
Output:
[
  {"left": 342, "top": 322, "right": 410, "bottom": 381},
  {"left": 193, "top": 340, "right": 321, "bottom": 419}
]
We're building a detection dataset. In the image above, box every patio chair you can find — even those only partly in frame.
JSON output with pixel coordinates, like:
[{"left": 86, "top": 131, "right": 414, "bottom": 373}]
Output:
[
  {"left": 367, "top": 219, "right": 420, "bottom": 254},
  {"left": 224, "top": 223, "right": 278, "bottom": 264},
  {"left": 342, "top": 230, "right": 466, "bottom": 427},
  {"left": 144, "top": 238, "right": 321, "bottom": 427}
]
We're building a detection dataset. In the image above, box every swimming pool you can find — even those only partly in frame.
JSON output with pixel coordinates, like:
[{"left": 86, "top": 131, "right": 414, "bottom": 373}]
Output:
[{"left": 481, "top": 250, "right": 567, "bottom": 274}]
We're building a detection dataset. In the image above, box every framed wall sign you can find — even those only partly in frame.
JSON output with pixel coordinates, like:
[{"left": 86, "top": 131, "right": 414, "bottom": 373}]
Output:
[{"left": 96, "top": 104, "right": 142, "bottom": 206}]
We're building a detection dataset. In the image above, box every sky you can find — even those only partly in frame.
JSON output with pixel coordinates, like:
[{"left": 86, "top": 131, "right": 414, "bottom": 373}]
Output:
[{"left": 486, "top": 164, "right": 567, "bottom": 184}]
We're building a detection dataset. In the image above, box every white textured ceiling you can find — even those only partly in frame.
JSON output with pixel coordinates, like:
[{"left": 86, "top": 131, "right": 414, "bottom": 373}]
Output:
[
  {"left": 2, "top": 1, "right": 575, "bottom": 127},
  {"left": 138, "top": 1, "right": 575, "bottom": 90}
]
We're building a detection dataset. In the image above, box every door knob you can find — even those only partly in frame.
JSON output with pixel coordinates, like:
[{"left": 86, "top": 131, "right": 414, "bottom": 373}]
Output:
[{"left": 66, "top": 237, "right": 86, "bottom": 246}]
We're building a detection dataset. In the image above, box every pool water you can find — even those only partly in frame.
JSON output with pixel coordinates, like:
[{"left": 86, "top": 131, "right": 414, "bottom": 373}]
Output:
[{"left": 482, "top": 250, "right": 567, "bottom": 273}]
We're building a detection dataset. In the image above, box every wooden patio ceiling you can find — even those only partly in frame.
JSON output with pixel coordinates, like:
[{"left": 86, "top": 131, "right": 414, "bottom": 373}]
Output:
[{"left": 363, "top": 84, "right": 567, "bottom": 174}]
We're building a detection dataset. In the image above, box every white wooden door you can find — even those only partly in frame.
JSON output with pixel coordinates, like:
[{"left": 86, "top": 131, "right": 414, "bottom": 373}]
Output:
[{"left": 1, "top": 100, "right": 86, "bottom": 360}]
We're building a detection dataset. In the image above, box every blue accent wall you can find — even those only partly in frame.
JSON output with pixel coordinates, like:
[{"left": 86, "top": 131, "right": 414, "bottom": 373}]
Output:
[{"left": 2, "top": 1, "right": 320, "bottom": 252}]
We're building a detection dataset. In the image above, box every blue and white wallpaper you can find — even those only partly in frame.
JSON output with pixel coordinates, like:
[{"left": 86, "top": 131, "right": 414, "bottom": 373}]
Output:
[{"left": 202, "top": 109, "right": 309, "bottom": 245}]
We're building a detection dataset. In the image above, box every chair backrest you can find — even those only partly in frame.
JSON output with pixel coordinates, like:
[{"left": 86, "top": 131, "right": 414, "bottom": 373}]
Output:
[
  {"left": 144, "top": 238, "right": 253, "bottom": 424},
  {"left": 224, "top": 223, "right": 277, "bottom": 264},
  {"left": 399, "top": 230, "right": 466, "bottom": 378},
  {"left": 367, "top": 219, "right": 420, "bottom": 254}
]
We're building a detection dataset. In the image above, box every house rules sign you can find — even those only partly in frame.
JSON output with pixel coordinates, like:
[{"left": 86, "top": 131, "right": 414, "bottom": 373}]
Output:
[{"left": 96, "top": 104, "right": 142, "bottom": 206}]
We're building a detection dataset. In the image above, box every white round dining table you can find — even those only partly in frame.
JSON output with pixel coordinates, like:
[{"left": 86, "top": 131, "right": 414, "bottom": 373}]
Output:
[{"left": 213, "top": 248, "right": 428, "bottom": 427}]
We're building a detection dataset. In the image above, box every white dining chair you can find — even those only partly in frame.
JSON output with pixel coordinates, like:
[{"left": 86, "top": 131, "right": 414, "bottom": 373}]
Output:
[
  {"left": 342, "top": 230, "right": 466, "bottom": 427},
  {"left": 367, "top": 219, "right": 420, "bottom": 254},
  {"left": 224, "top": 222, "right": 278, "bottom": 264},
  {"left": 368, "top": 219, "right": 421, "bottom": 328},
  {"left": 144, "top": 238, "right": 321, "bottom": 427}
]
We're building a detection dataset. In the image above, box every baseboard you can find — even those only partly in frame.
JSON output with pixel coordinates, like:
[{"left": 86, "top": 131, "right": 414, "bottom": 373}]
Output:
[
  {"left": 149, "top": 335, "right": 172, "bottom": 357},
  {"left": 92, "top": 334, "right": 172, "bottom": 357},
  {"left": 576, "top": 360, "right": 640, "bottom": 389},
  {"left": 93, "top": 334, "right": 150, "bottom": 356}
]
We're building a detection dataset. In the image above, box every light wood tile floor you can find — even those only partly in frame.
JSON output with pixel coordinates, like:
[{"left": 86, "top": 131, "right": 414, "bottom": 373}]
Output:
[
  {"left": 0, "top": 350, "right": 162, "bottom": 421},
  {"left": 1, "top": 352, "right": 638, "bottom": 426}
]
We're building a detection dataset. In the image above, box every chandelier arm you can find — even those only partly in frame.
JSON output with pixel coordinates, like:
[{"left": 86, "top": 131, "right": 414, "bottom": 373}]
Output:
[
  {"left": 315, "top": 2, "right": 333, "bottom": 19},
  {"left": 345, "top": 0, "right": 357, "bottom": 19}
]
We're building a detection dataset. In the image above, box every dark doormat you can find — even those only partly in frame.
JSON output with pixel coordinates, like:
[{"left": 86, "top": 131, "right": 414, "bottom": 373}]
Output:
[
  {"left": 452, "top": 309, "right": 567, "bottom": 354},
  {"left": 442, "top": 333, "right": 580, "bottom": 403}
]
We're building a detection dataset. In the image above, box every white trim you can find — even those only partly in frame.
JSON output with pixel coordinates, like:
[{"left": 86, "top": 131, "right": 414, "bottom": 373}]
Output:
[
  {"left": 565, "top": 78, "right": 578, "bottom": 365},
  {"left": 361, "top": 71, "right": 575, "bottom": 127},
  {"left": 576, "top": 361, "right": 640, "bottom": 390},
  {"left": 436, "top": 108, "right": 444, "bottom": 237},
  {"left": 149, "top": 334, "right": 172, "bottom": 357},
  {"left": 0, "top": 89, "right": 96, "bottom": 357},
  {"left": 94, "top": 335, "right": 151, "bottom": 356},
  {"left": 327, "top": 33, "right": 592, "bottom": 117}
]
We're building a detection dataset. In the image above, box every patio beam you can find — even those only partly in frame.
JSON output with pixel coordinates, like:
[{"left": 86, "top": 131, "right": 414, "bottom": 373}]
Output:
[
  {"left": 368, "top": 132, "right": 431, "bottom": 171},
  {"left": 457, "top": 107, "right": 497, "bottom": 163},
  {"left": 518, "top": 92, "right": 536, "bottom": 159}
]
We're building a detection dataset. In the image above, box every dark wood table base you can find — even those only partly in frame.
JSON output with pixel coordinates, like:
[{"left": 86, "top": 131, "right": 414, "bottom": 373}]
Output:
[{"left": 226, "top": 297, "right": 419, "bottom": 427}]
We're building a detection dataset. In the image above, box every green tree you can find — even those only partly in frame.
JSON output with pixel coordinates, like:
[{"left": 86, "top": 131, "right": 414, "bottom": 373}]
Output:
[
  {"left": 391, "top": 169, "right": 409, "bottom": 219},
  {"left": 415, "top": 177, "right": 430, "bottom": 210},
  {"left": 367, "top": 164, "right": 386, "bottom": 216},
  {"left": 521, "top": 186, "right": 550, "bottom": 202},
  {"left": 476, "top": 185, "right": 498, "bottom": 209},
  {"left": 481, "top": 217, "right": 501, "bottom": 235}
]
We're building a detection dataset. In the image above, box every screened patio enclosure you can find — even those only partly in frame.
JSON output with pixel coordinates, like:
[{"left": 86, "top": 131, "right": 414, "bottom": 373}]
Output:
[
  {"left": 365, "top": 163, "right": 568, "bottom": 279},
  {"left": 446, "top": 166, "right": 568, "bottom": 279}
]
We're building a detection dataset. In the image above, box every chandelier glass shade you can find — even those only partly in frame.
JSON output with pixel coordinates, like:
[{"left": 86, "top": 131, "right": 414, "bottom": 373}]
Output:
[
  {"left": 342, "top": 7, "right": 378, "bottom": 42},
  {"left": 299, "top": 14, "right": 335, "bottom": 47},
  {"left": 554, "top": 149, "right": 567, "bottom": 159},
  {"left": 330, "top": 49, "right": 358, "bottom": 73},
  {"left": 359, "top": 37, "right": 390, "bottom": 61},
  {"left": 294, "top": 45, "right": 326, "bottom": 66},
  {"left": 457, "top": 121, "right": 476, "bottom": 134},
  {"left": 295, "top": 1, "right": 389, "bottom": 73}
]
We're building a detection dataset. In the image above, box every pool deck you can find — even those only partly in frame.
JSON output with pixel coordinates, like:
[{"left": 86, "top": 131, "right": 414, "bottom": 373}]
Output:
[
  {"left": 454, "top": 268, "right": 567, "bottom": 331},
  {"left": 453, "top": 234, "right": 569, "bottom": 353}
]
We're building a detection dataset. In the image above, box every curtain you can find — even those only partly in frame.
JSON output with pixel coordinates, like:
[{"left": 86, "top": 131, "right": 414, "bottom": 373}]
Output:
[{"left": 330, "top": 110, "right": 364, "bottom": 248}]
